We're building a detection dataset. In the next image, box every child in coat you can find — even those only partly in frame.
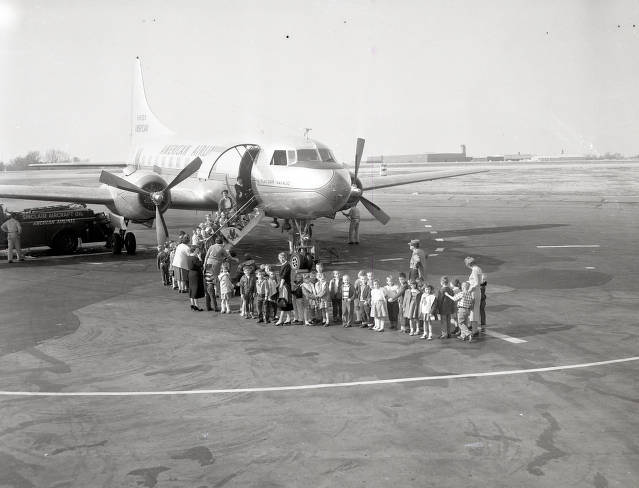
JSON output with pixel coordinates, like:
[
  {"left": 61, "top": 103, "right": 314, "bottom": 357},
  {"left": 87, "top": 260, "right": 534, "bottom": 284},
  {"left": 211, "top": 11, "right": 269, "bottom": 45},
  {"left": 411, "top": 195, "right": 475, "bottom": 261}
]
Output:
[
  {"left": 218, "top": 264, "right": 233, "bottom": 313},
  {"left": 266, "top": 270, "right": 279, "bottom": 324},
  {"left": 328, "top": 270, "right": 342, "bottom": 324},
  {"left": 434, "top": 276, "right": 455, "bottom": 338},
  {"left": 396, "top": 273, "right": 408, "bottom": 332},
  {"left": 314, "top": 272, "right": 330, "bottom": 326},
  {"left": 341, "top": 274, "right": 356, "bottom": 327},
  {"left": 254, "top": 270, "right": 269, "bottom": 323},
  {"left": 239, "top": 266, "right": 256, "bottom": 319},
  {"left": 403, "top": 280, "right": 422, "bottom": 336},
  {"left": 301, "top": 274, "right": 316, "bottom": 326},
  {"left": 291, "top": 274, "right": 305, "bottom": 324}
]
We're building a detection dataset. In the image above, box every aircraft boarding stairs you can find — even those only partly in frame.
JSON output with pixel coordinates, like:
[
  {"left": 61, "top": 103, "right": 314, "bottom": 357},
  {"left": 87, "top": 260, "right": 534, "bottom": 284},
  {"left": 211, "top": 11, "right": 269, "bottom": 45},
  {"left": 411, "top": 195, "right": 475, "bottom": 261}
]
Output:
[{"left": 218, "top": 196, "right": 265, "bottom": 250}]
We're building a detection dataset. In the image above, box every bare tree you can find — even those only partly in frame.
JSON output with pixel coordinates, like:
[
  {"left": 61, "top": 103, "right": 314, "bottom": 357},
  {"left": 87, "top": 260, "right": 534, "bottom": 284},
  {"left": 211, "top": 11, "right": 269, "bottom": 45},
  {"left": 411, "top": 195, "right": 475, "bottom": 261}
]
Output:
[{"left": 43, "top": 148, "right": 70, "bottom": 164}]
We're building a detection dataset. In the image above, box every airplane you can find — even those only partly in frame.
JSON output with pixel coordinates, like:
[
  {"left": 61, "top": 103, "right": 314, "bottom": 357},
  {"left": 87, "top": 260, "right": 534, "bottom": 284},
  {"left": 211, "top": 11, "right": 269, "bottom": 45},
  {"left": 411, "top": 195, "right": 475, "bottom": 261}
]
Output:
[{"left": 0, "top": 57, "right": 484, "bottom": 265}]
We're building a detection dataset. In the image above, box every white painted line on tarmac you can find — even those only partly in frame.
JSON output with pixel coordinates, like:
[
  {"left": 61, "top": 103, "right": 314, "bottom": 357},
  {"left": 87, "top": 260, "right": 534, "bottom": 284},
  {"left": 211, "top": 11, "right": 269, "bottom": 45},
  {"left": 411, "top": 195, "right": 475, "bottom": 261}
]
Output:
[
  {"left": 424, "top": 225, "right": 432, "bottom": 228},
  {"left": 379, "top": 258, "right": 404, "bottom": 262},
  {"left": 428, "top": 254, "right": 439, "bottom": 257},
  {"left": 585, "top": 266, "right": 596, "bottom": 270},
  {"left": 420, "top": 218, "right": 428, "bottom": 222},
  {"left": 0, "top": 357, "right": 636, "bottom": 397},
  {"left": 329, "top": 261, "right": 358, "bottom": 265},
  {"left": 484, "top": 330, "right": 527, "bottom": 344},
  {"left": 430, "top": 231, "right": 438, "bottom": 234},
  {"left": 435, "top": 238, "right": 445, "bottom": 242},
  {"left": 435, "top": 247, "right": 445, "bottom": 252},
  {"left": 536, "top": 245, "right": 600, "bottom": 248}
]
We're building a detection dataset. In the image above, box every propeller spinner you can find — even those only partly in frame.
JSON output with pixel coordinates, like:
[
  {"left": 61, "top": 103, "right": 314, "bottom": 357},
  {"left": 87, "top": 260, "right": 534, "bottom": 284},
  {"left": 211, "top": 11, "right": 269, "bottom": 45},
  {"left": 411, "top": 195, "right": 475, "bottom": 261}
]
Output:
[{"left": 99, "top": 157, "right": 202, "bottom": 246}]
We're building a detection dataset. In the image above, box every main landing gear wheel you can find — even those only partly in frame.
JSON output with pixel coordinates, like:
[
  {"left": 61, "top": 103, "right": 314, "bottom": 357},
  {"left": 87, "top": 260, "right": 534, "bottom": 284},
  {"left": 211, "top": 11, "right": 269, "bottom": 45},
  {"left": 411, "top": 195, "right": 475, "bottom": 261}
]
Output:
[
  {"left": 290, "top": 252, "right": 304, "bottom": 270},
  {"left": 51, "top": 230, "right": 78, "bottom": 254},
  {"left": 124, "top": 232, "right": 136, "bottom": 255},
  {"left": 112, "top": 233, "right": 123, "bottom": 255}
]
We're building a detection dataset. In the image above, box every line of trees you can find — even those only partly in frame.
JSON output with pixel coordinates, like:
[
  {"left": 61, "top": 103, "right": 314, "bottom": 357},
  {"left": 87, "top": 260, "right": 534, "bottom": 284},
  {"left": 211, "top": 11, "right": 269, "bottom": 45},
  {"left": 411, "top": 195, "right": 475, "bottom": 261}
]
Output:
[{"left": 0, "top": 149, "right": 89, "bottom": 171}]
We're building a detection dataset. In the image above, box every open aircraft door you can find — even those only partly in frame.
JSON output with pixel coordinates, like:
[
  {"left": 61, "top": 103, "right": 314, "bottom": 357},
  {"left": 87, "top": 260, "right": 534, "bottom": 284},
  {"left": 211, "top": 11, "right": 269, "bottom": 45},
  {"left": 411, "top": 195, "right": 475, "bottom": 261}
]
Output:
[{"left": 206, "top": 144, "right": 260, "bottom": 209}]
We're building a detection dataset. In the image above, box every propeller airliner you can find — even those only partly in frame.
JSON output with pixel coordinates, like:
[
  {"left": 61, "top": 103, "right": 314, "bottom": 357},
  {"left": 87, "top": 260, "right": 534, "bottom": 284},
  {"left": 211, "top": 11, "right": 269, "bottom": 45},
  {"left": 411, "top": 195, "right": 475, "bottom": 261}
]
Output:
[{"left": 0, "top": 58, "right": 484, "bottom": 260}]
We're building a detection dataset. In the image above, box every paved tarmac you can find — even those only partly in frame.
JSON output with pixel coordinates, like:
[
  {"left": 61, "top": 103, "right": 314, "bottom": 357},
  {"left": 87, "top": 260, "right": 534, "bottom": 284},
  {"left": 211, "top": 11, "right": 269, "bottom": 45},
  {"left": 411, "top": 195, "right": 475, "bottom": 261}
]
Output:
[{"left": 1, "top": 162, "right": 638, "bottom": 487}]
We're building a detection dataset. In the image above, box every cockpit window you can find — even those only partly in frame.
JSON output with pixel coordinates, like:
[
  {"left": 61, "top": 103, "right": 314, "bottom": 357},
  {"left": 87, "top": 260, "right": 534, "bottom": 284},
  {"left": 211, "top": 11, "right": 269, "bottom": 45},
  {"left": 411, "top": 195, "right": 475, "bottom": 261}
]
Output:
[
  {"left": 297, "top": 149, "right": 320, "bottom": 162},
  {"left": 271, "top": 150, "right": 287, "bottom": 166},
  {"left": 317, "top": 148, "right": 336, "bottom": 162}
]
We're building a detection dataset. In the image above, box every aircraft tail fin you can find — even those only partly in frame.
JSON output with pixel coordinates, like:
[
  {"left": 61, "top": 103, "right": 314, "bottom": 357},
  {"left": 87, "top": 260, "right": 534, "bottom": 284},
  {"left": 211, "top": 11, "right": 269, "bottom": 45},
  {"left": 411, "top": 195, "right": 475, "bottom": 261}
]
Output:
[{"left": 131, "top": 57, "right": 174, "bottom": 142}]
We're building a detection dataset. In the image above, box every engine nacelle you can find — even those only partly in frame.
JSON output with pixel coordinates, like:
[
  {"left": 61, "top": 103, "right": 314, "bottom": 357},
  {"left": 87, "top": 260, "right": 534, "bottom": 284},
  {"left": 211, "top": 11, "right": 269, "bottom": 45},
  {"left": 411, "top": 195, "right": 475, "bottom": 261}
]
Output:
[
  {"left": 338, "top": 171, "right": 363, "bottom": 211},
  {"left": 104, "top": 170, "right": 170, "bottom": 222}
]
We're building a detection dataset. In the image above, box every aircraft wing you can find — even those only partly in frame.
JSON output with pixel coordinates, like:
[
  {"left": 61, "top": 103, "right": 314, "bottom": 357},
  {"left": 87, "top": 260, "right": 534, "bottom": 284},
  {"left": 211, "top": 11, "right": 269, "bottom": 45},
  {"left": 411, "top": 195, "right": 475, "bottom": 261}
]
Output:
[
  {"left": 0, "top": 185, "right": 114, "bottom": 205},
  {"left": 360, "top": 168, "right": 488, "bottom": 191}
]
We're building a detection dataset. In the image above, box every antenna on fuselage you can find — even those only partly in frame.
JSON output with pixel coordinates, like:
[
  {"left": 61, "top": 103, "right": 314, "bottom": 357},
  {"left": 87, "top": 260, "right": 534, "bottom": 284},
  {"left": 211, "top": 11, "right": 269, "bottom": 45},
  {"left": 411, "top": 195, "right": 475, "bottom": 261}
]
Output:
[{"left": 304, "top": 128, "right": 312, "bottom": 140}]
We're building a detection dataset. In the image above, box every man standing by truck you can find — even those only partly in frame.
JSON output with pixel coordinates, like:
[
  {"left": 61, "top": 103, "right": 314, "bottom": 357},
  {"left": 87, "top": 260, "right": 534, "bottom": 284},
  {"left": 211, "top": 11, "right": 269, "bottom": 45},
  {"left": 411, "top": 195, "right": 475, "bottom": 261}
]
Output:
[{"left": 1, "top": 212, "right": 23, "bottom": 262}]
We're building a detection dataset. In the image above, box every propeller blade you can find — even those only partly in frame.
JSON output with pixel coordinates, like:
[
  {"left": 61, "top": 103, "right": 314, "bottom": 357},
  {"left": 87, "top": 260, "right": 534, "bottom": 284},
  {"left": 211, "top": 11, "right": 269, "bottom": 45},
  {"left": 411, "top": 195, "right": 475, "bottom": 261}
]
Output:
[
  {"left": 155, "top": 205, "right": 169, "bottom": 247},
  {"left": 165, "top": 157, "right": 203, "bottom": 191},
  {"left": 360, "top": 196, "right": 391, "bottom": 225},
  {"left": 354, "top": 138, "right": 365, "bottom": 178},
  {"left": 99, "top": 171, "right": 150, "bottom": 196}
]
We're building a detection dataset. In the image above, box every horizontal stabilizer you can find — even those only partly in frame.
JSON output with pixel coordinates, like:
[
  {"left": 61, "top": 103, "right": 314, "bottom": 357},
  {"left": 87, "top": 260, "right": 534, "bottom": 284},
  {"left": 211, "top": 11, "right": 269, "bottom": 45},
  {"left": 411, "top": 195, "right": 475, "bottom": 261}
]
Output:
[{"left": 361, "top": 169, "right": 488, "bottom": 191}]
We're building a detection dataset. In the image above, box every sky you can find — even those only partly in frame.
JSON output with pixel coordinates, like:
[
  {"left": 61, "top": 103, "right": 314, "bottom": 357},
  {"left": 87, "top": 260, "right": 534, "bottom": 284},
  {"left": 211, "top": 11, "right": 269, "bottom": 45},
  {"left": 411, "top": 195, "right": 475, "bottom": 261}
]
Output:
[{"left": 1, "top": 0, "right": 638, "bottom": 163}]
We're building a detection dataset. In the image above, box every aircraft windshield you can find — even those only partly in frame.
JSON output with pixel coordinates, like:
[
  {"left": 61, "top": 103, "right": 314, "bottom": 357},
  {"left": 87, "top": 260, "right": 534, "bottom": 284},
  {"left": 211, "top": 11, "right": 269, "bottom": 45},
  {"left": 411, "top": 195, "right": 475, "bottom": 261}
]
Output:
[
  {"left": 317, "top": 148, "right": 336, "bottom": 162},
  {"left": 296, "top": 149, "right": 320, "bottom": 162}
]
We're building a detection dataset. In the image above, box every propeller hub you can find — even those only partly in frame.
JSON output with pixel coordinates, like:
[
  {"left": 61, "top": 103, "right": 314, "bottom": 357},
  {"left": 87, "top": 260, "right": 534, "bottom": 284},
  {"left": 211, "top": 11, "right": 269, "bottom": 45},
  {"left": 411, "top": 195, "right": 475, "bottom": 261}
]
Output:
[{"left": 150, "top": 191, "right": 165, "bottom": 206}]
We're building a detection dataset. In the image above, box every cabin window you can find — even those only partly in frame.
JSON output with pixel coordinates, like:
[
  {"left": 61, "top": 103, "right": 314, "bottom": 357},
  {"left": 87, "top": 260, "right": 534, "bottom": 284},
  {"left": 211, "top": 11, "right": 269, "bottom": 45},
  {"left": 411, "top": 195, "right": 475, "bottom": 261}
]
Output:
[
  {"left": 271, "top": 150, "right": 287, "bottom": 166},
  {"left": 317, "top": 148, "right": 336, "bottom": 162},
  {"left": 297, "top": 149, "right": 320, "bottom": 162},
  {"left": 287, "top": 150, "right": 296, "bottom": 164}
]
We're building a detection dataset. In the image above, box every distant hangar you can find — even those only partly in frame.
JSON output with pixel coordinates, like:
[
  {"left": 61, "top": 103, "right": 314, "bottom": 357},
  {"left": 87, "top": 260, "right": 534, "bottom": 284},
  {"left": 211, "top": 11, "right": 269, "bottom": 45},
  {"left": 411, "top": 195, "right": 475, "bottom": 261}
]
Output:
[{"left": 367, "top": 145, "right": 472, "bottom": 165}]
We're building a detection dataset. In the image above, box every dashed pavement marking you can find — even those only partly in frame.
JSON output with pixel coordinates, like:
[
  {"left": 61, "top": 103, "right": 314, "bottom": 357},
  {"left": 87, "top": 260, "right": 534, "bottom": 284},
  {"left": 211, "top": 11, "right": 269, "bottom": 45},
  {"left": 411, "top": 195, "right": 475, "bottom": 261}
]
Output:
[
  {"left": 435, "top": 238, "right": 445, "bottom": 242},
  {"left": 536, "top": 245, "right": 600, "bottom": 248},
  {"left": 424, "top": 225, "right": 432, "bottom": 228},
  {"left": 379, "top": 258, "right": 404, "bottom": 262},
  {"left": 428, "top": 253, "right": 439, "bottom": 257},
  {"left": 0, "top": 357, "right": 636, "bottom": 397},
  {"left": 430, "top": 231, "right": 438, "bottom": 234},
  {"left": 435, "top": 247, "right": 445, "bottom": 252},
  {"left": 484, "top": 330, "right": 528, "bottom": 344}
]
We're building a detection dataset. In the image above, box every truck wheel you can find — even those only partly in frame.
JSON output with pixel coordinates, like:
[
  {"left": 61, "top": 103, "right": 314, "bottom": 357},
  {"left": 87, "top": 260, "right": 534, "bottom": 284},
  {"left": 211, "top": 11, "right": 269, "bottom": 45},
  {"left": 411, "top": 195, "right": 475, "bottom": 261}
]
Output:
[
  {"left": 124, "top": 232, "right": 136, "bottom": 255},
  {"left": 51, "top": 230, "right": 78, "bottom": 254},
  {"left": 112, "top": 233, "right": 123, "bottom": 255}
]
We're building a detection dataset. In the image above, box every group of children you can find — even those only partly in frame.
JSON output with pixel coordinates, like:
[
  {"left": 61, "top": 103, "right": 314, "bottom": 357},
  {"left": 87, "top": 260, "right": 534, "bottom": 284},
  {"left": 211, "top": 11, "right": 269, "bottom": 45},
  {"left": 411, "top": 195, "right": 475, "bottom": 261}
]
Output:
[
  {"left": 157, "top": 242, "right": 483, "bottom": 342},
  {"left": 335, "top": 269, "right": 478, "bottom": 341}
]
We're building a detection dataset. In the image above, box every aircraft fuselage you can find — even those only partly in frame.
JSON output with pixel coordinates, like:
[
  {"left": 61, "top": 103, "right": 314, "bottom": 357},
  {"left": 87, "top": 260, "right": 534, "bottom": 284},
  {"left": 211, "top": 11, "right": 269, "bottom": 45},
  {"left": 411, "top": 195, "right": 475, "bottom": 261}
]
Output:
[{"left": 128, "top": 136, "right": 353, "bottom": 220}]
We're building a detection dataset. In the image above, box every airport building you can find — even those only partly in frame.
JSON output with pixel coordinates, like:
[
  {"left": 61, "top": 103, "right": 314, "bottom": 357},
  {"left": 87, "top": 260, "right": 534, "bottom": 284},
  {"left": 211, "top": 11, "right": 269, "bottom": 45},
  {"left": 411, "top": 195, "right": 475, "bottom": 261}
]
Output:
[{"left": 366, "top": 145, "right": 472, "bottom": 165}]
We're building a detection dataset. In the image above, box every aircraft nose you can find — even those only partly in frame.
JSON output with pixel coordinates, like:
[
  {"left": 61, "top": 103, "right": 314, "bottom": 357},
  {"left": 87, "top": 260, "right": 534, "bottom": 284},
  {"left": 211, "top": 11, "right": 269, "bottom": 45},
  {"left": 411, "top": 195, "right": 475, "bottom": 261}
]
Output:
[{"left": 317, "top": 169, "right": 352, "bottom": 211}]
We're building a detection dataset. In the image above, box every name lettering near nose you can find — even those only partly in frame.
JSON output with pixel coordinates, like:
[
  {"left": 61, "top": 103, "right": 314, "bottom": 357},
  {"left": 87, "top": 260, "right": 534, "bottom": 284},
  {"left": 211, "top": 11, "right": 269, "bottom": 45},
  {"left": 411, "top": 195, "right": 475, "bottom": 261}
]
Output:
[{"left": 257, "top": 178, "right": 291, "bottom": 186}]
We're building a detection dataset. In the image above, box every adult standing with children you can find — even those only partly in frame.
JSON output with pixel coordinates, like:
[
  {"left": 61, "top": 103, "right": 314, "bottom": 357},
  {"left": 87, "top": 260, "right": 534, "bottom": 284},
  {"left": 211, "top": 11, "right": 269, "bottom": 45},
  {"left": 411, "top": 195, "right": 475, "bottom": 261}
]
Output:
[
  {"left": 408, "top": 239, "right": 427, "bottom": 282},
  {"left": 172, "top": 235, "right": 191, "bottom": 293},
  {"left": 276, "top": 251, "right": 294, "bottom": 324},
  {"left": 465, "top": 256, "right": 483, "bottom": 335}
]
